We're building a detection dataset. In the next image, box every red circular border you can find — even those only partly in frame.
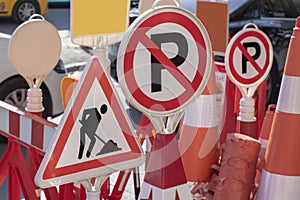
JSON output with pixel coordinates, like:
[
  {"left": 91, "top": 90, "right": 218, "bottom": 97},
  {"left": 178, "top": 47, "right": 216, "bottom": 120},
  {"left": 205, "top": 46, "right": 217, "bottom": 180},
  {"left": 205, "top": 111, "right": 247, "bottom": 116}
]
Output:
[
  {"left": 228, "top": 31, "right": 270, "bottom": 85},
  {"left": 123, "top": 11, "right": 208, "bottom": 112}
]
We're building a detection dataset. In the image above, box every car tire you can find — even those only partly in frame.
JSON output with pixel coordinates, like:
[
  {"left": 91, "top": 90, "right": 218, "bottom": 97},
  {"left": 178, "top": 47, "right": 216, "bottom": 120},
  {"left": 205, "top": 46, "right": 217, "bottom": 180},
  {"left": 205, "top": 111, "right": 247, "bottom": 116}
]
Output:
[
  {"left": 0, "top": 76, "right": 52, "bottom": 118},
  {"left": 12, "top": 0, "right": 40, "bottom": 23}
]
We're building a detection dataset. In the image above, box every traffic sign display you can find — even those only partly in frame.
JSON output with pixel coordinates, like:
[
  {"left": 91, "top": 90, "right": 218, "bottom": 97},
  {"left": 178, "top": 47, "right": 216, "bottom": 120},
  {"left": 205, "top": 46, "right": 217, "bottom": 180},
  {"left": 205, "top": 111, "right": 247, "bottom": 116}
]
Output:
[
  {"left": 71, "top": 0, "right": 129, "bottom": 46},
  {"left": 117, "top": 7, "right": 212, "bottom": 116},
  {"left": 72, "top": 0, "right": 128, "bottom": 36},
  {"left": 35, "top": 57, "right": 144, "bottom": 188},
  {"left": 8, "top": 17, "right": 61, "bottom": 80},
  {"left": 225, "top": 27, "right": 273, "bottom": 87}
]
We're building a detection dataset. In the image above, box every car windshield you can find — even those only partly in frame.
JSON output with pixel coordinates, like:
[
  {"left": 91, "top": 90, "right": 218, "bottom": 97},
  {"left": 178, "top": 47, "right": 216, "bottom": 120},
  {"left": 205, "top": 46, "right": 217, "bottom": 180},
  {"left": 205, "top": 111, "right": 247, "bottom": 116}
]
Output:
[
  {"left": 229, "top": 0, "right": 300, "bottom": 18},
  {"left": 229, "top": 0, "right": 248, "bottom": 14}
]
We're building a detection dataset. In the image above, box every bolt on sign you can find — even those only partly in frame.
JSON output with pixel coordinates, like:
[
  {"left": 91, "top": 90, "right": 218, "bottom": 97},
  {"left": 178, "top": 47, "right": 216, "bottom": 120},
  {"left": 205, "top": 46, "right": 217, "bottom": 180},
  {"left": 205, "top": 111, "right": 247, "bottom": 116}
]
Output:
[{"left": 71, "top": 0, "right": 130, "bottom": 47}]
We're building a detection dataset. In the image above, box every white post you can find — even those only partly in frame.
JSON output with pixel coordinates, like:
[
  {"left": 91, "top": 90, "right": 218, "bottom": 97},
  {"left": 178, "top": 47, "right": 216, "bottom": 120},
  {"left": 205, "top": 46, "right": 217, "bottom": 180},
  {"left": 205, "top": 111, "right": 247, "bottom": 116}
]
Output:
[
  {"left": 26, "top": 87, "right": 44, "bottom": 113},
  {"left": 93, "top": 47, "right": 111, "bottom": 75},
  {"left": 86, "top": 191, "right": 100, "bottom": 200}
]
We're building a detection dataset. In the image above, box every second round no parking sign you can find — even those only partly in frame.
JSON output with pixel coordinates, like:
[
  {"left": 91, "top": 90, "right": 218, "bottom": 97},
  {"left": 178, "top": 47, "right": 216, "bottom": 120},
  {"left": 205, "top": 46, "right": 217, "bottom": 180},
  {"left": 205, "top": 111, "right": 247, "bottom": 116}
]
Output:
[
  {"left": 225, "top": 25, "right": 273, "bottom": 87},
  {"left": 117, "top": 6, "right": 212, "bottom": 116}
]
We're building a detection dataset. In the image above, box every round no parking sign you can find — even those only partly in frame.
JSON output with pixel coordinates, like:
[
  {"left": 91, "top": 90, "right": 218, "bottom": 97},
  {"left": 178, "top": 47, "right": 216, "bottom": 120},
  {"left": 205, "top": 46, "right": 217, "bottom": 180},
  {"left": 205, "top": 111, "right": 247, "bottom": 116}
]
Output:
[
  {"left": 225, "top": 26, "right": 273, "bottom": 88},
  {"left": 117, "top": 6, "right": 212, "bottom": 116}
]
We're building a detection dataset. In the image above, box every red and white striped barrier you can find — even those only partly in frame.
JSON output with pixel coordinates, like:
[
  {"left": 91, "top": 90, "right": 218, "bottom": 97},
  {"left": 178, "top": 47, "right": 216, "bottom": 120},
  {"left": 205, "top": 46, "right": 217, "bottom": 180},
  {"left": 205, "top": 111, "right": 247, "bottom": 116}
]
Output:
[{"left": 0, "top": 101, "right": 57, "bottom": 151}]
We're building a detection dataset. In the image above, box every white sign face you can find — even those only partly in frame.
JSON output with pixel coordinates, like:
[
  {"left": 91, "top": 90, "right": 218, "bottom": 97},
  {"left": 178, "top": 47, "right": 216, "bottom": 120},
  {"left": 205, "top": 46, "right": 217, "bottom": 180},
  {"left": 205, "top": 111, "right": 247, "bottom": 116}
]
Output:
[
  {"left": 56, "top": 79, "right": 131, "bottom": 168},
  {"left": 225, "top": 28, "right": 273, "bottom": 88},
  {"left": 35, "top": 57, "right": 144, "bottom": 188},
  {"left": 133, "top": 23, "right": 200, "bottom": 101},
  {"left": 117, "top": 7, "right": 212, "bottom": 116}
]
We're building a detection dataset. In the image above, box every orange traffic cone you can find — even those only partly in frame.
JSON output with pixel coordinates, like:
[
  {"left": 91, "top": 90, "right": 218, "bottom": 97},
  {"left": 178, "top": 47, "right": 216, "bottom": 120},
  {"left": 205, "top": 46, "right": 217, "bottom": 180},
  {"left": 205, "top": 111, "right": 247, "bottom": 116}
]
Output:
[
  {"left": 60, "top": 75, "right": 79, "bottom": 109},
  {"left": 255, "top": 104, "right": 276, "bottom": 186},
  {"left": 178, "top": 61, "right": 219, "bottom": 187},
  {"left": 257, "top": 17, "right": 300, "bottom": 199}
]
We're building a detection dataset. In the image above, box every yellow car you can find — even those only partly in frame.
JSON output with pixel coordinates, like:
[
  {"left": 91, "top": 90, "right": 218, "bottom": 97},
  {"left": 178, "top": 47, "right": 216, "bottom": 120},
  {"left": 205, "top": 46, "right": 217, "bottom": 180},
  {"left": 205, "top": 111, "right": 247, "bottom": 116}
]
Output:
[{"left": 0, "top": 0, "right": 48, "bottom": 22}]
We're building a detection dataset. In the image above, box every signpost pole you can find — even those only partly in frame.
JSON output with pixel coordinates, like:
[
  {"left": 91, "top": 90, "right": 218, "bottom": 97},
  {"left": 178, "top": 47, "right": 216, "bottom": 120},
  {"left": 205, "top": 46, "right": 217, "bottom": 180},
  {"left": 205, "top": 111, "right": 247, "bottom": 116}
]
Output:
[
  {"left": 237, "top": 96, "right": 256, "bottom": 138},
  {"left": 93, "top": 47, "right": 110, "bottom": 75},
  {"left": 80, "top": 175, "right": 108, "bottom": 200}
]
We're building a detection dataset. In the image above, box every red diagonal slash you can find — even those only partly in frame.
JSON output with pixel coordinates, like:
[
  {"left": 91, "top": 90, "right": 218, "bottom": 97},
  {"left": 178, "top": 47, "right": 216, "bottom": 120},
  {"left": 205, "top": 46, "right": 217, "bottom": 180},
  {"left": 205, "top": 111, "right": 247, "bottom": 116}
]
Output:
[
  {"left": 237, "top": 42, "right": 263, "bottom": 73},
  {"left": 139, "top": 32, "right": 193, "bottom": 93}
]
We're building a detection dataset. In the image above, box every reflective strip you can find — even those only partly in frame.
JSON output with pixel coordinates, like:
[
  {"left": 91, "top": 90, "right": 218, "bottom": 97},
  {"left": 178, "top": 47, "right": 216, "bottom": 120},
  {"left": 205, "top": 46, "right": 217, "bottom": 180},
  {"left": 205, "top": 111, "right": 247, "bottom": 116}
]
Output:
[
  {"left": 43, "top": 125, "right": 56, "bottom": 151},
  {"left": 0, "top": 102, "right": 57, "bottom": 151},
  {"left": 118, "top": 169, "right": 131, "bottom": 191},
  {"left": 258, "top": 138, "right": 268, "bottom": 149},
  {"left": 277, "top": 75, "right": 300, "bottom": 114},
  {"left": 20, "top": 116, "right": 32, "bottom": 145},
  {"left": 257, "top": 169, "right": 300, "bottom": 200},
  {"left": 0, "top": 107, "right": 9, "bottom": 133},
  {"left": 183, "top": 94, "right": 218, "bottom": 128}
]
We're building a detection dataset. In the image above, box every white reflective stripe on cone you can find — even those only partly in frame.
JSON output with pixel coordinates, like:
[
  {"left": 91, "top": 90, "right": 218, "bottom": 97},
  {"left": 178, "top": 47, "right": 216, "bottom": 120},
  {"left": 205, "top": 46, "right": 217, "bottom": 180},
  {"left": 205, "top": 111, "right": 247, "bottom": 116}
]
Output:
[
  {"left": 257, "top": 169, "right": 300, "bottom": 200},
  {"left": 183, "top": 94, "right": 219, "bottom": 128},
  {"left": 277, "top": 75, "right": 300, "bottom": 114}
]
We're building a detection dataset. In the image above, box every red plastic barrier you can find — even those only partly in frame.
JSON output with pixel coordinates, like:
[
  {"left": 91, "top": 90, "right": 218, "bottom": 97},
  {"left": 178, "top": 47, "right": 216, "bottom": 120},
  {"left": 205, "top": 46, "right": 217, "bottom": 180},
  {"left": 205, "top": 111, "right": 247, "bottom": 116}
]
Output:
[
  {"left": 0, "top": 101, "right": 156, "bottom": 200},
  {"left": 0, "top": 101, "right": 84, "bottom": 199}
]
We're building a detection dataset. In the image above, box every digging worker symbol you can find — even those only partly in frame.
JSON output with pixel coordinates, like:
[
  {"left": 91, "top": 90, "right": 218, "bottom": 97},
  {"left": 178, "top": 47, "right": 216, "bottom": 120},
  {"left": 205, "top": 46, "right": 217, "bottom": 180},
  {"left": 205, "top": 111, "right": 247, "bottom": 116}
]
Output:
[
  {"left": 78, "top": 104, "right": 108, "bottom": 159},
  {"left": 78, "top": 104, "right": 122, "bottom": 159}
]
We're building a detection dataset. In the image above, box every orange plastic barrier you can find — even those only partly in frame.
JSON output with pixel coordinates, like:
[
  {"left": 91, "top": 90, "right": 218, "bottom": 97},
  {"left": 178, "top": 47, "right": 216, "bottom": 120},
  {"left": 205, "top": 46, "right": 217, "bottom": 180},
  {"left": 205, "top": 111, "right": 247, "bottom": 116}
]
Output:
[{"left": 214, "top": 133, "right": 260, "bottom": 200}]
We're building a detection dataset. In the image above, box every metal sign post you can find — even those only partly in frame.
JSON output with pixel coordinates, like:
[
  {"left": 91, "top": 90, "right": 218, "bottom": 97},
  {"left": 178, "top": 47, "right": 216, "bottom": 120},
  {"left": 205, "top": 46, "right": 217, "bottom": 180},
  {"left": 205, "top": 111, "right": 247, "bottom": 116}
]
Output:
[
  {"left": 117, "top": 4, "right": 212, "bottom": 199},
  {"left": 225, "top": 23, "right": 273, "bottom": 138}
]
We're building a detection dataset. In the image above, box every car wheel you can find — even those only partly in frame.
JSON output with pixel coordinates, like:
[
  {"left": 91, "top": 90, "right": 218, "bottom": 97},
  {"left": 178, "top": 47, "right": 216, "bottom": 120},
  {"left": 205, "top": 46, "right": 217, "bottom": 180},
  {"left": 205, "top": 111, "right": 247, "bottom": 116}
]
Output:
[
  {"left": 12, "top": 0, "right": 40, "bottom": 23},
  {"left": 0, "top": 76, "right": 52, "bottom": 118}
]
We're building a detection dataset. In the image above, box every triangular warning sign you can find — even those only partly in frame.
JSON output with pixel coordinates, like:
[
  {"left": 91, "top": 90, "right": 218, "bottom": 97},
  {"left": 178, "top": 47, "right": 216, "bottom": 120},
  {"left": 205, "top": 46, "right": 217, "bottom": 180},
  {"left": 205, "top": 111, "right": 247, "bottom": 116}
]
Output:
[{"left": 35, "top": 57, "right": 144, "bottom": 188}]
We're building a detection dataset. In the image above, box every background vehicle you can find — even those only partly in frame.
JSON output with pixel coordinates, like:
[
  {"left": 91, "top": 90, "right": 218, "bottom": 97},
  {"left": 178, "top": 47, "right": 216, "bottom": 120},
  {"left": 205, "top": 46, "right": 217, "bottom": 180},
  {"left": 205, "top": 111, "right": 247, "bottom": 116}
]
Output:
[
  {"left": 48, "top": 0, "right": 69, "bottom": 8},
  {"left": 0, "top": 33, "right": 66, "bottom": 118},
  {"left": 0, "top": 0, "right": 48, "bottom": 22}
]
